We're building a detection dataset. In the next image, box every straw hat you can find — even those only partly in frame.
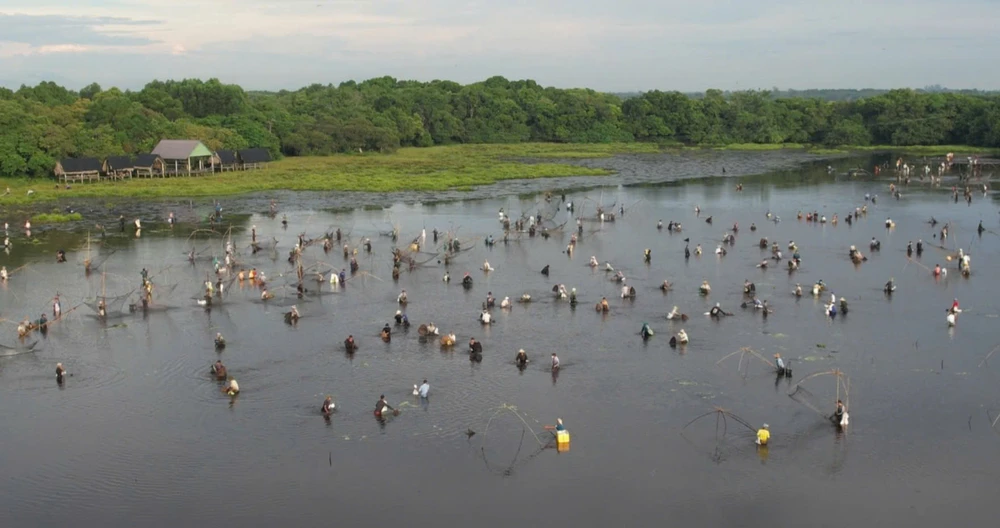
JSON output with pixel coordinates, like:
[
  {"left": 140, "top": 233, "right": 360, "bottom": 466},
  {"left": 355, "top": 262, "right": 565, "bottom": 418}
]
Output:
[{"left": 518, "top": 349, "right": 525, "bottom": 353}]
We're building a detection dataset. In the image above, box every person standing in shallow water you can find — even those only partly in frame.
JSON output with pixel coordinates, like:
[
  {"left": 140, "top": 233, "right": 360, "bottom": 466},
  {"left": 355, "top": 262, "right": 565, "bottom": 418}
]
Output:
[
  {"left": 375, "top": 395, "right": 394, "bottom": 417},
  {"left": 756, "top": 424, "right": 770, "bottom": 446},
  {"left": 469, "top": 337, "right": 483, "bottom": 361},
  {"left": 515, "top": 349, "right": 529, "bottom": 368}
]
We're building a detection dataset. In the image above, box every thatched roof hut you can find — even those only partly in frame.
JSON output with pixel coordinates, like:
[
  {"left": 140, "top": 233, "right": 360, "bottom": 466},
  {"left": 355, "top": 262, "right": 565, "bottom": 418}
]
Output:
[
  {"left": 133, "top": 153, "right": 165, "bottom": 177},
  {"left": 238, "top": 148, "right": 272, "bottom": 170},
  {"left": 54, "top": 157, "right": 102, "bottom": 183},
  {"left": 216, "top": 149, "right": 239, "bottom": 171},
  {"left": 103, "top": 156, "right": 134, "bottom": 179}
]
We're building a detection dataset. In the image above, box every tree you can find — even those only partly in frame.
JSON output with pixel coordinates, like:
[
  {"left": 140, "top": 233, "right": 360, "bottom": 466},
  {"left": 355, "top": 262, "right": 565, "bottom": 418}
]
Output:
[
  {"left": 16, "top": 81, "right": 77, "bottom": 106},
  {"left": 3, "top": 76, "right": 1000, "bottom": 180},
  {"left": 824, "top": 115, "right": 872, "bottom": 146},
  {"left": 79, "top": 83, "right": 102, "bottom": 100}
]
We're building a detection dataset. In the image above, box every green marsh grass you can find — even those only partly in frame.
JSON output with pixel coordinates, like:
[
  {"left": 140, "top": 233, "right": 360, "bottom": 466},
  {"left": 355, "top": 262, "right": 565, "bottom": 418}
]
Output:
[
  {"left": 31, "top": 211, "right": 84, "bottom": 223},
  {"left": 0, "top": 144, "right": 629, "bottom": 205}
]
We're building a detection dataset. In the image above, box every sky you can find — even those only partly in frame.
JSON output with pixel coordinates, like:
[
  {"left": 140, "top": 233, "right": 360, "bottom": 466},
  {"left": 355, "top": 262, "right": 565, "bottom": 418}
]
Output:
[{"left": 0, "top": 0, "right": 998, "bottom": 92}]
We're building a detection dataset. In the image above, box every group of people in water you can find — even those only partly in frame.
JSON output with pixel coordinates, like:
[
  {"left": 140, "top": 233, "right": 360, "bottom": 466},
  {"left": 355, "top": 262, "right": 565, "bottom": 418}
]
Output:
[{"left": 7, "top": 158, "right": 993, "bottom": 454}]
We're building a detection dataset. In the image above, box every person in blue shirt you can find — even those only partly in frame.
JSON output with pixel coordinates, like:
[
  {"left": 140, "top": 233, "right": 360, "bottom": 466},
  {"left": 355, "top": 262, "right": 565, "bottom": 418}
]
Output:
[
  {"left": 418, "top": 380, "right": 430, "bottom": 398},
  {"left": 555, "top": 418, "right": 565, "bottom": 432}
]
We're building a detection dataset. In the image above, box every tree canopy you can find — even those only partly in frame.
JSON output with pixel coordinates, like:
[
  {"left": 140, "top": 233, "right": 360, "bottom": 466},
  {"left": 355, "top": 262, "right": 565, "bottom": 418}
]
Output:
[{"left": 3, "top": 76, "right": 1000, "bottom": 178}]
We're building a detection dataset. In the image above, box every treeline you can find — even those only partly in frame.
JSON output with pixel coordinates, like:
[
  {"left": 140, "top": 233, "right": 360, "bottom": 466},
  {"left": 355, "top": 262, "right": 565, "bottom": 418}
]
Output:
[
  {"left": 678, "top": 87, "right": 1000, "bottom": 102},
  {"left": 3, "top": 76, "right": 1000, "bottom": 178}
]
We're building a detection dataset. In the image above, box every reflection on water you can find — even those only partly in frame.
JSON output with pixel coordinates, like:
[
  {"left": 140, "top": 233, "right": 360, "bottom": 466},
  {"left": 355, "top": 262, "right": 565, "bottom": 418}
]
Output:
[{"left": 2, "top": 151, "right": 1000, "bottom": 526}]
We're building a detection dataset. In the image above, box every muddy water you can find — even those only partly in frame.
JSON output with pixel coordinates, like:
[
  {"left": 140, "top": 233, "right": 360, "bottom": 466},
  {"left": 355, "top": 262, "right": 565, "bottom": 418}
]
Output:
[{"left": 1, "top": 150, "right": 999, "bottom": 527}]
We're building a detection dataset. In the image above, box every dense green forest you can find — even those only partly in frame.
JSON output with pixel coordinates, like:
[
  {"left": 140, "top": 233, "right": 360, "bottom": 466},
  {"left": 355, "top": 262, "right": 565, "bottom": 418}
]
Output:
[
  {"left": 3, "top": 76, "right": 1000, "bottom": 179},
  {"left": 619, "top": 87, "right": 1000, "bottom": 102}
]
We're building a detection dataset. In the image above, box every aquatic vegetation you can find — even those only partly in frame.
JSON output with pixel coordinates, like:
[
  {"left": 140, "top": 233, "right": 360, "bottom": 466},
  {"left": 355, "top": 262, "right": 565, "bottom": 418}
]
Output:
[
  {"left": 713, "top": 143, "right": 809, "bottom": 151},
  {"left": 30, "top": 211, "right": 83, "bottom": 223},
  {"left": 505, "top": 143, "right": 661, "bottom": 158},
  {"left": 801, "top": 355, "right": 830, "bottom": 362},
  {"left": 848, "top": 144, "right": 999, "bottom": 155},
  {"left": 808, "top": 148, "right": 850, "bottom": 155}
]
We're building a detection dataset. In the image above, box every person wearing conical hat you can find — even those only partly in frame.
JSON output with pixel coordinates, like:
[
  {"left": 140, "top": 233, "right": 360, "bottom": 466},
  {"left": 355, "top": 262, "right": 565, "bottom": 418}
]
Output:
[{"left": 515, "top": 348, "right": 528, "bottom": 367}]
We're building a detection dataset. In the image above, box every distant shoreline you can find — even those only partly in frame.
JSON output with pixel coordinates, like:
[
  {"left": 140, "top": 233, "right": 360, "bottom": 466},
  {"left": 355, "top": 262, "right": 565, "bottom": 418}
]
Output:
[{"left": 0, "top": 142, "right": 992, "bottom": 210}]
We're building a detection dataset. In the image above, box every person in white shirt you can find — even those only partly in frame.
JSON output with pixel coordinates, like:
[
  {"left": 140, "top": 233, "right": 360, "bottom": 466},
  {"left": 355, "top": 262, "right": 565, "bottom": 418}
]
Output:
[{"left": 223, "top": 377, "right": 239, "bottom": 395}]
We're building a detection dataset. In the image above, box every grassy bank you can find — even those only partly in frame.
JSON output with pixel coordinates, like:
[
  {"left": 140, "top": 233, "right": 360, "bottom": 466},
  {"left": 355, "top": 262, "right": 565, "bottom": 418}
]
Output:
[
  {"left": 710, "top": 143, "right": 810, "bottom": 151},
  {"left": 0, "top": 141, "right": 995, "bottom": 205},
  {"left": 845, "top": 144, "right": 1000, "bottom": 155},
  {"left": 0, "top": 144, "right": 633, "bottom": 205},
  {"left": 511, "top": 143, "right": 663, "bottom": 158},
  {"left": 711, "top": 143, "right": 1000, "bottom": 156}
]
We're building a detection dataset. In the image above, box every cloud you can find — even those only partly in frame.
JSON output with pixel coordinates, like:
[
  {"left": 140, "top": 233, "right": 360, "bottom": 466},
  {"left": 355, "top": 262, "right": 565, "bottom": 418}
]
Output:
[
  {"left": 1, "top": 0, "right": 1000, "bottom": 91},
  {"left": 0, "top": 13, "right": 158, "bottom": 47},
  {"left": 37, "top": 44, "right": 89, "bottom": 54}
]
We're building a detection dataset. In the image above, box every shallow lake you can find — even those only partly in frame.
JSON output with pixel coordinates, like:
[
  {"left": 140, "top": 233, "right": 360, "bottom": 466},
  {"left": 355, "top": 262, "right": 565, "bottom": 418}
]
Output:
[{"left": 2, "top": 150, "right": 999, "bottom": 527}]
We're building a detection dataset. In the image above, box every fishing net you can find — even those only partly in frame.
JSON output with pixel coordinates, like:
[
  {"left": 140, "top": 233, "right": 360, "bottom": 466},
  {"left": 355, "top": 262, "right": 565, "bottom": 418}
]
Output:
[
  {"left": 788, "top": 385, "right": 827, "bottom": 417},
  {"left": 0, "top": 340, "right": 39, "bottom": 357},
  {"left": 83, "top": 292, "right": 134, "bottom": 316},
  {"left": 477, "top": 404, "right": 553, "bottom": 477},
  {"left": 716, "top": 347, "right": 777, "bottom": 380},
  {"left": 787, "top": 370, "right": 850, "bottom": 421},
  {"left": 151, "top": 282, "right": 178, "bottom": 296},
  {"left": 987, "top": 410, "right": 1000, "bottom": 434},
  {"left": 85, "top": 250, "right": 118, "bottom": 272},
  {"left": 680, "top": 408, "right": 757, "bottom": 465}
]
